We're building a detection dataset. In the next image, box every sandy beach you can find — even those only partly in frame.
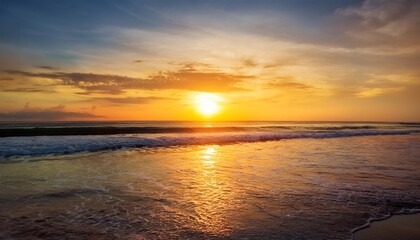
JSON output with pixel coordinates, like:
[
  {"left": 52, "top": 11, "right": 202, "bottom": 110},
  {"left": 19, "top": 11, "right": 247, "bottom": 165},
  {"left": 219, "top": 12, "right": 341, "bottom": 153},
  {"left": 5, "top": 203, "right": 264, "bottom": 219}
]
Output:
[{"left": 354, "top": 213, "right": 420, "bottom": 240}]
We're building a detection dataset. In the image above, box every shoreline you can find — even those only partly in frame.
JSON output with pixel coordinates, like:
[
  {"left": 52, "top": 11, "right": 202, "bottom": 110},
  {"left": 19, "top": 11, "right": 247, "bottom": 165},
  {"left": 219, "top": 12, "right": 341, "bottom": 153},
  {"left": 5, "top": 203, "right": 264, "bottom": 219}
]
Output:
[{"left": 351, "top": 209, "right": 420, "bottom": 240}]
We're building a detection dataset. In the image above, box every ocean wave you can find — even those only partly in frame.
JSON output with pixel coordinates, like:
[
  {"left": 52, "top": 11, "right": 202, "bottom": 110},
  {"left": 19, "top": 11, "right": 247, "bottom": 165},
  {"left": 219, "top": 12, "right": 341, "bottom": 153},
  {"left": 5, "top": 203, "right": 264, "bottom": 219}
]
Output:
[
  {"left": 2, "top": 123, "right": 420, "bottom": 137},
  {"left": 0, "top": 129, "right": 418, "bottom": 159},
  {"left": 308, "top": 125, "right": 376, "bottom": 130}
]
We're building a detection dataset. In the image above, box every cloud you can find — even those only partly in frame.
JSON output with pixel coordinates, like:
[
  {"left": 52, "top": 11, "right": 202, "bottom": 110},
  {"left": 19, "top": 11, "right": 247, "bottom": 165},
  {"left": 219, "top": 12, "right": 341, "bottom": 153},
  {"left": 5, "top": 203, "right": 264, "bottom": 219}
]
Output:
[
  {"left": 94, "top": 96, "right": 168, "bottom": 104},
  {"left": 267, "top": 78, "right": 313, "bottom": 90},
  {"left": 5, "top": 68, "right": 251, "bottom": 94},
  {"left": 355, "top": 87, "right": 404, "bottom": 98},
  {"left": 333, "top": 0, "right": 420, "bottom": 47},
  {"left": 242, "top": 58, "right": 258, "bottom": 67},
  {"left": 0, "top": 77, "right": 13, "bottom": 81},
  {"left": 2, "top": 88, "right": 54, "bottom": 93},
  {"left": 152, "top": 68, "right": 251, "bottom": 92},
  {"left": 0, "top": 104, "right": 102, "bottom": 120},
  {"left": 36, "top": 65, "right": 59, "bottom": 70}
]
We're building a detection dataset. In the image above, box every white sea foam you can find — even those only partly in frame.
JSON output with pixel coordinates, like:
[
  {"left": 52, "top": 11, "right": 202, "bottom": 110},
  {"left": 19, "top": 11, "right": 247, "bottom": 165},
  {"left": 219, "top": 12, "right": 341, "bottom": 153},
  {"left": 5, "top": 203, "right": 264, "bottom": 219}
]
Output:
[
  {"left": 0, "top": 129, "right": 418, "bottom": 159},
  {"left": 350, "top": 208, "right": 420, "bottom": 240}
]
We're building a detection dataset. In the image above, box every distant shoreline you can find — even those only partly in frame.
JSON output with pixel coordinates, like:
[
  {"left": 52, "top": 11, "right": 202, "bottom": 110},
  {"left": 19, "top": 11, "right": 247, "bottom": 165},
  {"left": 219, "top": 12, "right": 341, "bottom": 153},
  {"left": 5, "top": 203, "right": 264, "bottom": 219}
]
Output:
[{"left": 0, "top": 126, "right": 248, "bottom": 137}]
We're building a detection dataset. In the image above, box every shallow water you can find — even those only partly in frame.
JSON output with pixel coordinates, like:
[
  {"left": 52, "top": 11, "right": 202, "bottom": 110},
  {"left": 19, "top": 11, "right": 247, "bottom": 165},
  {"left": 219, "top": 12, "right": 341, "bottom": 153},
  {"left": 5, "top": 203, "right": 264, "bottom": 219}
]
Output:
[
  {"left": 1, "top": 134, "right": 420, "bottom": 239},
  {"left": 354, "top": 213, "right": 420, "bottom": 240}
]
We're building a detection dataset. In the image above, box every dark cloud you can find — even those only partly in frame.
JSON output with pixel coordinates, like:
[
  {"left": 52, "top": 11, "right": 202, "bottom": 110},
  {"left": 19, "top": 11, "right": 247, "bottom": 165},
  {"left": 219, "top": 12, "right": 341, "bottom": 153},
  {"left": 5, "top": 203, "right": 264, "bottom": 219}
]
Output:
[
  {"left": 0, "top": 77, "right": 13, "bottom": 81},
  {"left": 2, "top": 88, "right": 54, "bottom": 93},
  {"left": 81, "top": 85, "right": 125, "bottom": 95},
  {"left": 0, "top": 104, "right": 102, "bottom": 120},
  {"left": 133, "top": 60, "right": 143, "bottom": 63},
  {"left": 171, "top": 62, "right": 215, "bottom": 70},
  {"left": 5, "top": 68, "right": 251, "bottom": 94},
  {"left": 242, "top": 58, "right": 258, "bottom": 67},
  {"left": 36, "top": 66, "right": 59, "bottom": 71},
  {"left": 94, "top": 96, "right": 167, "bottom": 104}
]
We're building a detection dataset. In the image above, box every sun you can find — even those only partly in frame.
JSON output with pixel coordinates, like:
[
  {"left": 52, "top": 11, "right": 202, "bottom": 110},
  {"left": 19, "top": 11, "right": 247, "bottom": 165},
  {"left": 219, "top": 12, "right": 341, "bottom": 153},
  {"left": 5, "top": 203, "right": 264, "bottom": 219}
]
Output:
[{"left": 194, "top": 93, "right": 223, "bottom": 117}]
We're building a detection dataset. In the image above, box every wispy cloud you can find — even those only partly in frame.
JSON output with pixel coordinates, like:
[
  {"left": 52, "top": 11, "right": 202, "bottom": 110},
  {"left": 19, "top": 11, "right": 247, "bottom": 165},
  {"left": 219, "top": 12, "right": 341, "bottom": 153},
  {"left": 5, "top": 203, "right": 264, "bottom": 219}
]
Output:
[
  {"left": 333, "top": 0, "right": 420, "bottom": 48},
  {"left": 94, "top": 96, "right": 168, "bottom": 104},
  {"left": 2, "top": 87, "right": 55, "bottom": 93},
  {"left": 355, "top": 87, "right": 404, "bottom": 98},
  {"left": 268, "top": 80, "right": 313, "bottom": 90},
  {"left": 36, "top": 65, "right": 60, "bottom": 71},
  {"left": 5, "top": 68, "right": 251, "bottom": 94}
]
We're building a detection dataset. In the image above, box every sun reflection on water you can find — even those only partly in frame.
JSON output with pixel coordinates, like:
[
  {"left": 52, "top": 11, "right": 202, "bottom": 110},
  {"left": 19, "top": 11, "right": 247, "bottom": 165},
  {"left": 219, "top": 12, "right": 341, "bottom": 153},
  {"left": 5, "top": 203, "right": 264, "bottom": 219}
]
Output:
[
  {"left": 202, "top": 145, "right": 217, "bottom": 165},
  {"left": 181, "top": 144, "right": 238, "bottom": 236}
]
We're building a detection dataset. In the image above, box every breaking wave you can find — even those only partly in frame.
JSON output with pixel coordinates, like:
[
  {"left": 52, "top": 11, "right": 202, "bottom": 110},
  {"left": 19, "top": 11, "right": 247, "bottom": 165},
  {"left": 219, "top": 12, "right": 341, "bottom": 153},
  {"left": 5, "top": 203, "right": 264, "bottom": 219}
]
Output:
[{"left": 1, "top": 129, "right": 418, "bottom": 159}]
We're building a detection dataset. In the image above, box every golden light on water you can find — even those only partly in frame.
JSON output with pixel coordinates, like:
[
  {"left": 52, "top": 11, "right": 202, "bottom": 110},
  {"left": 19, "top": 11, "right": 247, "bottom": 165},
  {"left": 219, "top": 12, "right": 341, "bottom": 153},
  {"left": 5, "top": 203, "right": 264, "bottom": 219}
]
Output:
[
  {"left": 194, "top": 93, "right": 223, "bottom": 118},
  {"left": 202, "top": 145, "right": 217, "bottom": 165}
]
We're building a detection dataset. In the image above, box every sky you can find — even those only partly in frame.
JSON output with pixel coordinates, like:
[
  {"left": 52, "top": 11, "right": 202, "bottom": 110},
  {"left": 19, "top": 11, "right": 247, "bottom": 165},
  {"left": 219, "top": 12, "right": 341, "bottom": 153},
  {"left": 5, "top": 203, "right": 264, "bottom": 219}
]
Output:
[{"left": 0, "top": 0, "right": 419, "bottom": 121}]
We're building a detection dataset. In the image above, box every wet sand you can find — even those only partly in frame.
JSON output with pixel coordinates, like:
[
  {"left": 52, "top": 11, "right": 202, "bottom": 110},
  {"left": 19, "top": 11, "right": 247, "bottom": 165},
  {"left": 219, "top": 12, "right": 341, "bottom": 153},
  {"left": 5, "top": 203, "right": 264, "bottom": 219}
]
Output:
[{"left": 354, "top": 213, "right": 420, "bottom": 240}]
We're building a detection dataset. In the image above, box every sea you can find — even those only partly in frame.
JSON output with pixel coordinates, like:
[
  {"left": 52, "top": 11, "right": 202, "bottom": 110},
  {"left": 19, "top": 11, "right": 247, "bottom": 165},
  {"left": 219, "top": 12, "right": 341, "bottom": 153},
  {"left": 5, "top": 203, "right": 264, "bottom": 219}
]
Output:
[{"left": 0, "top": 121, "right": 419, "bottom": 239}]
